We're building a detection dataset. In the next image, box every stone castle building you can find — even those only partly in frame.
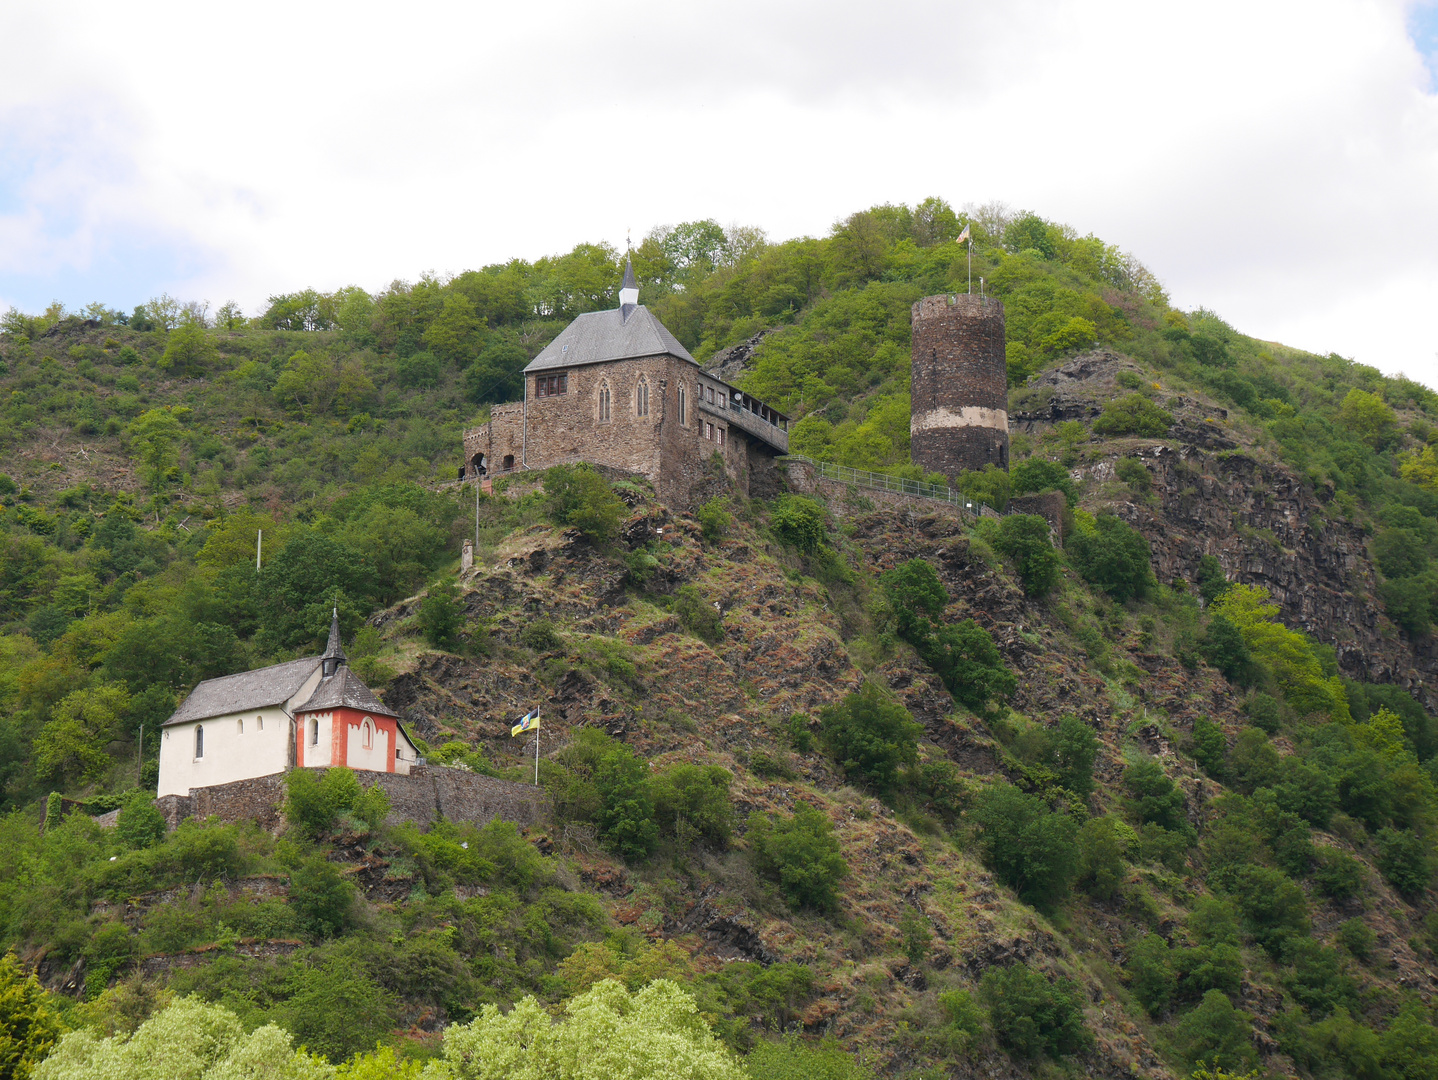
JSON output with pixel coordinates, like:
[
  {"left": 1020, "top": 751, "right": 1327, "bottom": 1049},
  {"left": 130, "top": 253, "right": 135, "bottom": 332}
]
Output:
[
  {"left": 461, "top": 258, "right": 790, "bottom": 502},
  {"left": 909, "top": 294, "right": 1009, "bottom": 480},
  {"left": 158, "top": 612, "right": 420, "bottom": 798}
]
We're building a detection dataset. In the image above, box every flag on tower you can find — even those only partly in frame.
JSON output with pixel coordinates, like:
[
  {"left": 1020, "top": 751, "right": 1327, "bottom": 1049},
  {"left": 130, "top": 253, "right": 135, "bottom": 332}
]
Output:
[
  {"left": 956, "top": 224, "right": 971, "bottom": 244},
  {"left": 511, "top": 709, "right": 540, "bottom": 737}
]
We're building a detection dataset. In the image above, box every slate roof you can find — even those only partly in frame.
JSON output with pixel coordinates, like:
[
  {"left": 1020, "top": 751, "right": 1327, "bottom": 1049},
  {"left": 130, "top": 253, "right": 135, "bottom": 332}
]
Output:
[
  {"left": 524, "top": 306, "right": 696, "bottom": 373},
  {"left": 294, "top": 665, "right": 398, "bottom": 718},
  {"left": 621, "top": 256, "right": 637, "bottom": 292},
  {"left": 165, "top": 656, "right": 321, "bottom": 726},
  {"left": 321, "top": 610, "right": 346, "bottom": 663}
]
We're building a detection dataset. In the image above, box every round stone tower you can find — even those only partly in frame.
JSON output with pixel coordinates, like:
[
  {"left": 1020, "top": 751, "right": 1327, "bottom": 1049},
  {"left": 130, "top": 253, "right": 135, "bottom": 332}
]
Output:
[{"left": 909, "top": 294, "right": 1008, "bottom": 479}]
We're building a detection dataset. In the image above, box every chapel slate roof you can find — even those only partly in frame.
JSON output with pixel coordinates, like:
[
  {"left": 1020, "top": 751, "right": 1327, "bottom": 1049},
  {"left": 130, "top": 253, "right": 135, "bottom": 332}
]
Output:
[
  {"left": 293, "top": 665, "right": 398, "bottom": 718},
  {"left": 164, "top": 656, "right": 321, "bottom": 726},
  {"left": 524, "top": 305, "right": 696, "bottom": 373}
]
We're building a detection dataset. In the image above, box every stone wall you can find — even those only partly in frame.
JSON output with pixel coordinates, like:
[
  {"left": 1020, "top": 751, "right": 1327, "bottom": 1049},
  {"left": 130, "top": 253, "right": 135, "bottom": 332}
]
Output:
[
  {"left": 910, "top": 294, "right": 1009, "bottom": 480},
  {"left": 784, "top": 459, "right": 975, "bottom": 524},
  {"left": 1008, "top": 491, "right": 1067, "bottom": 545},
  {"left": 159, "top": 765, "right": 547, "bottom": 832}
]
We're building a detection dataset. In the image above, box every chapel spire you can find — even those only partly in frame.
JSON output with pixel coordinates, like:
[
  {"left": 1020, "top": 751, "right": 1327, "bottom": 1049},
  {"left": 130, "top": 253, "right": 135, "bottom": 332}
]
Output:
[
  {"left": 619, "top": 252, "right": 638, "bottom": 320},
  {"left": 321, "top": 607, "right": 347, "bottom": 677}
]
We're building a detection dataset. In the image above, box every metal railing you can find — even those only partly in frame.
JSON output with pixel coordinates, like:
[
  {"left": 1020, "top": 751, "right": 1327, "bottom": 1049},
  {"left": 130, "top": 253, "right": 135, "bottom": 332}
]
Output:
[{"left": 782, "top": 455, "right": 989, "bottom": 512}]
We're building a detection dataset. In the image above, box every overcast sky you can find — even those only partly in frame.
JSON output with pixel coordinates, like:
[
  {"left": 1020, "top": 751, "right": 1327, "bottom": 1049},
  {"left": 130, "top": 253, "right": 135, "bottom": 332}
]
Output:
[{"left": 2, "top": 0, "right": 1436, "bottom": 382}]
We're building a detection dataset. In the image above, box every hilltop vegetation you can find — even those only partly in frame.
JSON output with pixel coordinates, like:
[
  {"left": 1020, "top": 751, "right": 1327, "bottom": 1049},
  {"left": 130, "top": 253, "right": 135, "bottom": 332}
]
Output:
[{"left": 1, "top": 199, "right": 1438, "bottom": 1079}]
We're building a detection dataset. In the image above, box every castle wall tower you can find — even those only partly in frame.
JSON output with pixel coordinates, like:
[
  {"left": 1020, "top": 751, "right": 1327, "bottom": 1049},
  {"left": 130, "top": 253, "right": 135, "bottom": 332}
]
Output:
[{"left": 909, "top": 294, "right": 1009, "bottom": 479}]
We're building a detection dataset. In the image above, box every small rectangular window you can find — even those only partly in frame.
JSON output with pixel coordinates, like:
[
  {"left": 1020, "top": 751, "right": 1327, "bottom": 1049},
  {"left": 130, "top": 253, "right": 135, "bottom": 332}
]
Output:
[
  {"left": 678, "top": 387, "right": 686, "bottom": 426},
  {"left": 718, "top": 427, "right": 726, "bottom": 447},
  {"left": 707, "top": 386, "right": 715, "bottom": 404}
]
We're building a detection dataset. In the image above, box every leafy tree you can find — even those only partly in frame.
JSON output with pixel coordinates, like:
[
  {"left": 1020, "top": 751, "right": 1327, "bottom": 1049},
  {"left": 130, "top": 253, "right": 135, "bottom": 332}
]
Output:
[
  {"left": 1223, "top": 864, "right": 1310, "bottom": 956},
  {"left": 33, "top": 996, "right": 328, "bottom": 1079},
  {"left": 1092, "top": 393, "right": 1174, "bottom": 437},
  {"left": 422, "top": 292, "right": 482, "bottom": 364},
  {"left": 594, "top": 745, "right": 659, "bottom": 861},
  {"left": 1191, "top": 717, "right": 1227, "bottom": 776},
  {"left": 1128, "top": 933, "right": 1176, "bottom": 1016},
  {"left": 697, "top": 498, "right": 732, "bottom": 542},
  {"left": 1066, "top": 513, "right": 1153, "bottom": 602},
  {"left": 126, "top": 409, "right": 185, "bottom": 493},
  {"left": 1375, "top": 827, "right": 1432, "bottom": 896},
  {"left": 746, "top": 1035, "right": 869, "bottom": 1080},
  {"left": 817, "top": 683, "right": 923, "bottom": 795},
  {"left": 0, "top": 952, "right": 64, "bottom": 1080},
  {"left": 1336, "top": 388, "right": 1397, "bottom": 449},
  {"left": 770, "top": 497, "right": 827, "bottom": 555},
  {"left": 1009, "top": 459, "right": 1077, "bottom": 504},
  {"left": 284, "top": 766, "right": 388, "bottom": 837},
  {"left": 1125, "top": 760, "right": 1194, "bottom": 841},
  {"left": 1211, "top": 585, "right": 1349, "bottom": 720},
  {"left": 995, "top": 514, "right": 1060, "bottom": 597},
  {"left": 545, "top": 464, "right": 625, "bottom": 544},
  {"left": 1076, "top": 815, "right": 1130, "bottom": 899},
  {"left": 115, "top": 791, "right": 165, "bottom": 849},
  {"left": 880, "top": 559, "right": 947, "bottom": 640},
  {"left": 288, "top": 855, "right": 355, "bottom": 939},
  {"left": 746, "top": 804, "right": 848, "bottom": 912},
  {"left": 1174, "top": 990, "right": 1259, "bottom": 1074},
  {"left": 1195, "top": 554, "right": 1230, "bottom": 605},
  {"left": 968, "top": 782, "right": 1079, "bottom": 910},
  {"left": 419, "top": 579, "right": 464, "bottom": 650},
  {"left": 438, "top": 979, "right": 745, "bottom": 1080},
  {"left": 33, "top": 685, "right": 131, "bottom": 784},
  {"left": 1281, "top": 938, "right": 1355, "bottom": 1018},
  {"left": 1052, "top": 714, "right": 1099, "bottom": 797},
  {"left": 157, "top": 322, "right": 218, "bottom": 376},
  {"left": 651, "top": 764, "right": 733, "bottom": 846},
  {"left": 977, "top": 964, "right": 1092, "bottom": 1059},
  {"left": 928, "top": 619, "right": 1016, "bottom": 712}
]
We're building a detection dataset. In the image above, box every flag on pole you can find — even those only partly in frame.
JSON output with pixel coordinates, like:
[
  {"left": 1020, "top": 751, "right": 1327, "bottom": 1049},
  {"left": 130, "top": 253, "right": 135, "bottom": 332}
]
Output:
[
  {"left": 511, "top": 709, "right": 540, "bottom": 737},
  {"left": 956, "top": 224, "right": 971, "bottom": 244}
]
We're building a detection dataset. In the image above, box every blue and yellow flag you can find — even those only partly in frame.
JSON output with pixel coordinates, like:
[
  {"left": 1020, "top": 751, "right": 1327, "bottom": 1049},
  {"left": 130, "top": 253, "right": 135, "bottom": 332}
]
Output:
[{"left": 511, "top": 710, "right": 539, "bottom": 737}]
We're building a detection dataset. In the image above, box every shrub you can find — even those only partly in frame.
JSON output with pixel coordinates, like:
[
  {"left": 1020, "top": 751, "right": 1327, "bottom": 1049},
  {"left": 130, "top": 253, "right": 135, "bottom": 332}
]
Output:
[
  {"left": 898, "top": 907, "right": 932, "bottom": 965},
  {"left": 673, "top": 585, "right": 724, "bottom": 644},
  {"left": 1281, "top": 937, "right": 1356, "bottom": 1018},
  {"left": 115, "top": 791, "right": 166, "bottom": 850},
  {"left": 1312, "top": 848, "right": 1365, "bottom": 900},
  {"left": 880, "top": 558, "right": 948, "bottom": 640},
  {"left": 288, "top": 856, "right": 354, "bottom": 938},
  {"left": 936, "top": 988, "right": 986, "bottom": 1052},
  {"left": 1009, "top": 459, "right": 1077, "bottom": 504},
  {"left": 1195, "top": 554, "right": 1230, "bottom": 605},
  {"left": 1052, "top": 714, "right": 1099, "bottom": 798},
  {"left": 1125, "top": 760, "right": 1194, "bottom": 841},
  {"left": 1376, "top": 827, "right": 1433, "bottom": 896},
  {"left": 1334, "top": 918, "right": 1376, "bottom": 961},
  {"left": 1243, "top": 692, "right": 1281, "bottom": 733},
  {"left": 594, "top": 745, "right": 659, "bottom": 861},
  {"left": 1174, "top": 990, "right": 1259, "bottom": 1074},
  {"left": 651, "top": 764, "right": 733, "bottom": 846},
  {"left": 1128, "top": 933, "right": 1176, "bottom": 1016},
  {"left": 697, "top": 498, "right": 732, "bottom": 542},
  {"left": 418, "top": 579, "right": 464, "bottom": 650},
  {"left": 1066, "top": 513, "right": 1154, "bottom": 602},
  {"left": 746, "top": 804, "right": 848, "bottom": 912},
  {"left": 1115, "top": 456, "right": 1152, "bottom": 494},
  {"left": 818, "top": 683, "right": 923, "bottom": 796},
  {"left": 1223, "top": 864, "right": 1310, "bottom": 957},
  {"left": 1076, "top": 816, "right": 1130, "bottom": 899},
  {"left": 1191, "top": 717, "right": 1227, "bottom": 776},
  {"left": 1092, "top": 393, "right": 1174, "bottom": 438},
  {"left": 1199, "top": 615, "right": 1259, "bottom": 686},
  {"left": 977, "top": 965, "right": 1092, "bottom": 1059},
  {"left": 745, "top": 1035, "right": 869, "bottom": 1080},
  {"left": 968, "top": 782, "right": 1079, "bottom": 910},
  {"left": 544, "top": 464, "right": 624, "bottom": 543},
  {"left": 926, "top": 619, "right": 1017, "bottom": 712},
  {"left": 770, "top": 496, "right": 827, "bottom": 555},
  {"left": 958, "top": 464, "right": 1011, "bottom": 512},
  {"left": 0, "top": 951, "right": 64, "bottom": 1080},
  {"left": 519, "top": 618, "right": 563, "bottom": 652},
  {"left": 995, "top": 514, "right": 1060, "bottom": 597},
  {"left": 284, "top": 766, "right": 387, "bottom": 837}
]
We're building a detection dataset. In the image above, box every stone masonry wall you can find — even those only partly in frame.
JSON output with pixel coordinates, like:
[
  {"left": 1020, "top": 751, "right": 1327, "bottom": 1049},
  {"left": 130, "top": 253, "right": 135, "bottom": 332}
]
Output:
[
  {"left": 910, "top": 295, "right": 1009, "bottom": 480},
  {"left": 462, "top": 355, "right": 774, "bottom": 507},
  {"left": 785, "top": 460, "right": 975, "bottom": 524},
  {"left": 158, "top": 765, "right": 547, "bottom": 832}
]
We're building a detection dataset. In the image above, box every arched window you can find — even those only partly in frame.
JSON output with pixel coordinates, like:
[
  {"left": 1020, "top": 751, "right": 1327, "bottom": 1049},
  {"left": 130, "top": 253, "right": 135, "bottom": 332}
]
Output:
[
  {"left": 309, "top": 719, "right": 319, "bottom": 746},
  {"left": 257, "top": 715, "right": 263, "bottom": 731},
  {"left": 237, "top": 717, "right": 244, "bottom": 735},
  {"left": 195, "top": 725, "right": 204, "bottom": 759},
  {"left": 678, "top": 386, "right": 687, "bottom": 426},
  {"left": 636, "top": 379, "right": 649, "bottom": 417},
  {"left": 362, "top": 719, "right": 372, "bottom": 749},
  {"left": 598, "top": 383, "right": 611, "bottom": 422}
]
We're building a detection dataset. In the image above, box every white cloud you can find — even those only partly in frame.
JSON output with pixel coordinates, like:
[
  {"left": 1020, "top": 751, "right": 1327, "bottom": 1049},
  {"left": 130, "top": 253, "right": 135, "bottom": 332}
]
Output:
[{"left": 1, "top": 0, "right": 1435, "bottom": 380}]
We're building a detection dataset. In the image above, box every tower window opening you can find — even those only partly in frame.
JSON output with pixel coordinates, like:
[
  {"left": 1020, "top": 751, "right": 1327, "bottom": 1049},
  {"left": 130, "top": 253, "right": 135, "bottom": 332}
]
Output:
[
  {"left": 636, "top": 380, "right": 649, "bottom": 417},
  {"left": 599, "top": 385, "right": 611, "bottom": 422},
  {"left": 678, "top": 386, "right": 687, "bottom": 425}
]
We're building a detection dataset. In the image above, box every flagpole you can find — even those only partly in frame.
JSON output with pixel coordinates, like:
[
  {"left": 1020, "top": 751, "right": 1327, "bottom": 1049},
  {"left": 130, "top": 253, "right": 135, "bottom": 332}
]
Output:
[
  {"left": 534, "top": 715, "right": 540, "bottom": 786},
  {"left": 967, "top": 237, "right": 972, "bottom": 295}
]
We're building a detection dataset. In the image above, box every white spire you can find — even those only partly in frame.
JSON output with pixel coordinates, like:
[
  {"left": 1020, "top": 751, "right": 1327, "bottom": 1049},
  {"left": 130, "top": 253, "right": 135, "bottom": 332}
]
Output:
[{"left": 619, "top": 253, "right": 638, "bottom": 310}]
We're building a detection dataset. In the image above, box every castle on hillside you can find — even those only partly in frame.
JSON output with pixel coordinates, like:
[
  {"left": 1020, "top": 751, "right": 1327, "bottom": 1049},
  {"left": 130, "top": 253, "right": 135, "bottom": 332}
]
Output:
[
  {"left": 461, "top": 257, "right": 790, "bottom": 503},
  {"left": 460, "top": 260, "right": 1009, "bottom": 503}
]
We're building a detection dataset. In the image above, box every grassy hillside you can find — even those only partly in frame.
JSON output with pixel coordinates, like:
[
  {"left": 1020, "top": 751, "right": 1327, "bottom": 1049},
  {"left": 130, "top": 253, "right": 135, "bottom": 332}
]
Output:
[{"left": 2, "top": 201, "right": 1438, "bottom": 1079}]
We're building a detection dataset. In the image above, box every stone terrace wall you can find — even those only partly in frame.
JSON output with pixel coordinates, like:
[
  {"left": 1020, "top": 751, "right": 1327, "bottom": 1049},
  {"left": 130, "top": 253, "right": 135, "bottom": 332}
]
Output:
[
  {"left": 159, "top": 765, "right": 547, "bottom": 832},
  {"left": 785, "top": 459, "right": 981, "bottom": 524}
]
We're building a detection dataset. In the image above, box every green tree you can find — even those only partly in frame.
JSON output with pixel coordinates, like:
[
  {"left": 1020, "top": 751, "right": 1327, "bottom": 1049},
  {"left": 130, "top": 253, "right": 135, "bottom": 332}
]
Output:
[
  {"left": 969, "top": 782, "right": 1080, "bottom": 910},
  {"left": 422, "top": 292, "right": 482, "bottom": 364},
  {"left": 1336, "top": 388, "right": 1397, "bottom": 449},
  {"left": 977, "top": 964, "right": 1092, "bottom": 1059},
  {"left": 817, "top": 683, "right": 923, "bottom": 795},
  {"left": 925, "top": 619, "right": 1017, "bottom": 712},
  {"left": 419, "top": 579, "right": 464, "bottom": 650},
  {"left": 995, "top": 514, "right": 1060, "bottom": 597},
  {"left": 770, "top": 497, "right": 827, "bottom": 555},
  {"left": 746, "top": 804, "right": 848, "bottom": 912},
  {"left": 1191, "top": 717, "right": 1227, "bottom": 776},
  {"left": 1126, "top": 760, "right": 1194, "bottom": 841},
  {"left": 673, "top": 585, "right": 724, "bottom": 644},
  {"left": 1075, "top": 816, "right": 1130, "bottom": 899},
  {"left": 0, "top": 952, "right": 64, "bottom": 1080},
  {"left": 1375, "top": 827, "right": 1432, "bottom": 896},
  {"left": 33, "top": 685, "right": 131, "bottom": 784},
  {"left": 1009, "top": 459, "right": 1077, "bottom": 504},
  {"left": 288, "top": 855, "right": 355, "bottom": 939},
  {"left": 595, "top": 746, "right": 659, "bottom": 861},
  {"left": 115, "top": 791, "right": 165, "bottom": 849},
  {"left": 651, "top": 764, "right": 733, "bottom": 846},
  {"left": 1066, "top": 513, "right": 1153, "bottom": 602},
  {"left": 157, "top": 321, "right": 218, "bottom": 376},
  {"left": 1128, "top": 933, "right": 1176, "bottom": 1016},
  {"left": 1092, "top": 393, "right": 1174, "bottom": 438},
  {"left": 1196, "top": 554, "right": 1230, "bottom": 605},
  {"left": 1052, "top": 714, "right": 1099, "bottom": 797},
  {"left": 126, "top": 409, "right": 185, "bottom": 494},
  {"left": 439, "top": 979, "right": 745, "bottom": 1080},
  {"left": 545, "top": 464, "right": 625, "bottom": 544},
  {"left": 1174, "top": 990, "right": 1258, "bottom": 1074}
]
